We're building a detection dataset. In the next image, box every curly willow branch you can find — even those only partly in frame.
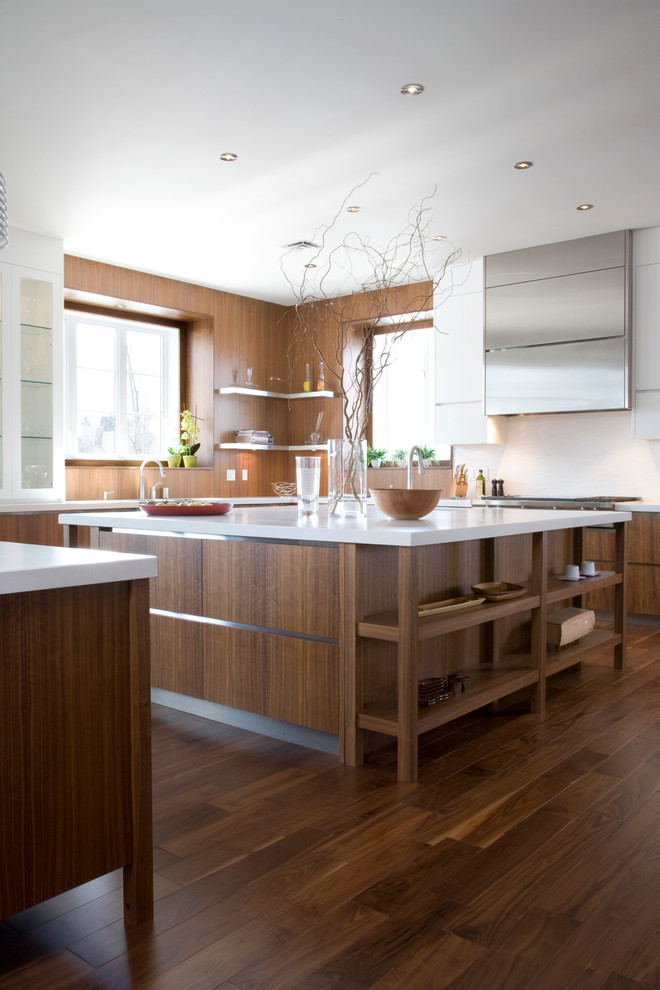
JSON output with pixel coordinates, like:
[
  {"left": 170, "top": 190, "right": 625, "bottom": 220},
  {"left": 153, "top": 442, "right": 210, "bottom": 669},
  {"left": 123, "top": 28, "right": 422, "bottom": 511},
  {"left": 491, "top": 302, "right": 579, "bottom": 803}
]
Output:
[{"left": 279, "top": 180, "right": 463, "bottom": 444}]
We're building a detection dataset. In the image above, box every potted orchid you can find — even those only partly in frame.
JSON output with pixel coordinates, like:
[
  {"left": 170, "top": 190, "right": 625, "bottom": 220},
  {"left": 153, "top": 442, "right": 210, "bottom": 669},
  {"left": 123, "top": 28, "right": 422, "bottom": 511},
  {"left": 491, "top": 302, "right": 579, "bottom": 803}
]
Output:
[{"left": 180, "top": 409, "right": 201, "bottom": 467}]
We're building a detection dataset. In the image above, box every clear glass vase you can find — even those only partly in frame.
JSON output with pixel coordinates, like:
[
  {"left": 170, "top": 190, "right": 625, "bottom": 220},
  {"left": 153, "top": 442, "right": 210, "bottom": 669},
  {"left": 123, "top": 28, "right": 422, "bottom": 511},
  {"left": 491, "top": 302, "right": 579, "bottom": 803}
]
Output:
[{"left": 328, "top": 439, "right": 367, "bottom": 516}]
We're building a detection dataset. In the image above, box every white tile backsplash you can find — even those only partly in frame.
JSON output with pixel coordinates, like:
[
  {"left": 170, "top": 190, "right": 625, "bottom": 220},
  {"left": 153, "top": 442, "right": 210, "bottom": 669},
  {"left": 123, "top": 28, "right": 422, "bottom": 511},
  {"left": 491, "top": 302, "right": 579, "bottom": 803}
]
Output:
[{"left": 452, "top": 410, "right": 660, "bottom": 500}]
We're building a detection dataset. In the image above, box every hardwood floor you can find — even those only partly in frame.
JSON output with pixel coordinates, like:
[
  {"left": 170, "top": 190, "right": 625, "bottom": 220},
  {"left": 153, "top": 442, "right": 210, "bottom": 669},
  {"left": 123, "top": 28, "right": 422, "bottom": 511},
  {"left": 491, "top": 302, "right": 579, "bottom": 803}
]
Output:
[{"left": 4, "top": 623, "right": 660, "bottom": 988}]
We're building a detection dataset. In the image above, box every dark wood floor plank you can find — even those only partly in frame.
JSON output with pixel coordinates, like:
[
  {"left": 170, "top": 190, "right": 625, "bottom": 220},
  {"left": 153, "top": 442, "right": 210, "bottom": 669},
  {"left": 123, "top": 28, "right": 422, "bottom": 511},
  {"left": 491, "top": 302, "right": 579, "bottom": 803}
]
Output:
[
  {"left": 289, "top": 890, "right": 472, "bottom": 990},
  {"left": 443, "top": 758, "right": 660, "bottom": 947},
  {"left": 353, "top": 837, "right": 478, "bottom": 914},
  {"left": 4, "top": 626, "right": 660, "bottom": 990},
  {"left": 431, "top": 807, "right": 571, "bottom": 906},
  {"left": 227, "top": 901, "right": 387, "bottom": 990},
  {"left": 0, "top": 947, "right": 93, "bottom": 989}
]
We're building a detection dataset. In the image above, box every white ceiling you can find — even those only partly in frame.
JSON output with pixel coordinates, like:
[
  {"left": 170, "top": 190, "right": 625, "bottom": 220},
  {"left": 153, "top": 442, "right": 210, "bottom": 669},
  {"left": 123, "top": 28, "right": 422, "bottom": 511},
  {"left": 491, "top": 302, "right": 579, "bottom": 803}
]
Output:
[{"left": 3, "top": 0, "right": 660, "bottom": 304}]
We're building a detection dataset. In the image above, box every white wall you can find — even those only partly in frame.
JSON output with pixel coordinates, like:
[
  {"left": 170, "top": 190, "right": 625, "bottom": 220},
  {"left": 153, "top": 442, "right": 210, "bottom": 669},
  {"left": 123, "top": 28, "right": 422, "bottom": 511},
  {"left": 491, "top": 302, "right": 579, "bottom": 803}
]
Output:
[{"left": 453, "top": 410, "right": 660, "bottom": 499}]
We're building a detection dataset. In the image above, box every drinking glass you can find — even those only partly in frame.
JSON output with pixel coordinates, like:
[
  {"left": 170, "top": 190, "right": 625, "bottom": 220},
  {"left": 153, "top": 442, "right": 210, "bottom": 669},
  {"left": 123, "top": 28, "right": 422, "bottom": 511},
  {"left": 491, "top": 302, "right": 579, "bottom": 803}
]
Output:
[{"left": 295, "top": 456, "right": 321, "bottom": 516}]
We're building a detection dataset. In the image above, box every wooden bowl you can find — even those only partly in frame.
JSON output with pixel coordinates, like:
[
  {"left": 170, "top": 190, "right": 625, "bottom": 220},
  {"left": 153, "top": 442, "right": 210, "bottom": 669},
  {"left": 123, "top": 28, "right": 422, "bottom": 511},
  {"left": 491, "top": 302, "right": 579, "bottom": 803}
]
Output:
[{"left": 370, "top": 488, "right": 442, "bottom": 520}]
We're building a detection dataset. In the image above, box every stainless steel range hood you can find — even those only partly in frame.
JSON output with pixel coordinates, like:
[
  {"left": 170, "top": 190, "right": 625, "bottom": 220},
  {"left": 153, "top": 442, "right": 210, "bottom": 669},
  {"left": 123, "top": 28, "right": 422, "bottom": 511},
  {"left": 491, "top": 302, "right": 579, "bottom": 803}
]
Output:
[{"left": 484, "top": 230, "right": 631, "bottom": 415}]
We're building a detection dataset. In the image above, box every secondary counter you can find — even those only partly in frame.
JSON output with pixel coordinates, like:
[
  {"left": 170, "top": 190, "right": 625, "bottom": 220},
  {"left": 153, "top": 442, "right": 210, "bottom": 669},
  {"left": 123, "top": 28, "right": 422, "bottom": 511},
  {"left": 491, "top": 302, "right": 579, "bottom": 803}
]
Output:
[
  {"left": 0, "top": 540, "right": 157, "bottom": 593},
  {"left": 59, "top": 505, "right": 630, "bottom": 781},
  {"left": 1, "top": 541, "right": 156, "bottom": 925}
]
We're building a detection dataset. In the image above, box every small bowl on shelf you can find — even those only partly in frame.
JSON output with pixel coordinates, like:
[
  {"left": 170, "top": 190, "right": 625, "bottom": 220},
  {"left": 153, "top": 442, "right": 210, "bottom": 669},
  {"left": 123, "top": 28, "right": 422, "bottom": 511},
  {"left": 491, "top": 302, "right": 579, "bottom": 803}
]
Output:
[
  {"left": 370, "top": 488, "right": 442, "bottom": 520},
  {"left": 471, "top": 581, "right": 527, "bottom": 601}
]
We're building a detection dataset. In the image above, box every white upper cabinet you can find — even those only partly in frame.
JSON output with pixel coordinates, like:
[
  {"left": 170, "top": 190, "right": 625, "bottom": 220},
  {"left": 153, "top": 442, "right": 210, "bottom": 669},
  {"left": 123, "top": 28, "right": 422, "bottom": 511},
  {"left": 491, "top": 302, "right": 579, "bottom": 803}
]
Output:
[
  {"left": 0, "top": 229, "right": 63, "bottom": 499},
  {"left": 633, "top": 227, "right": 660, "bottom": 439},
  {"left": 434, "top": 261, "right": 506, "bottom": 445}
]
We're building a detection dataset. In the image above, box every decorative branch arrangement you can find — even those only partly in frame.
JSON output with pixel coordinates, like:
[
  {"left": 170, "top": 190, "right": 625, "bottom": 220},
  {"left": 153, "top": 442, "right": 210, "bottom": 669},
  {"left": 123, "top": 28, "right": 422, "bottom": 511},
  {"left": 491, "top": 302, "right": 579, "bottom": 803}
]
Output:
[{"left": 280, "top": 177, "right": 464, "bottom": 444}]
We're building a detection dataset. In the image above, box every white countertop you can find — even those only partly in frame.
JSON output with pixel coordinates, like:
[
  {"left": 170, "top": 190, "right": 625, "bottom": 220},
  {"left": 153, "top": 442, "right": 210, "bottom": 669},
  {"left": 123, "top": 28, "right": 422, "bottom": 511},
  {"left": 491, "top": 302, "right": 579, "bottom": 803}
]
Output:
[
  {"left": 0, "top": 496, "right": 297, "bottom": 515},
  {"left": 59, "top": 504, "right": 632, "bottom": 548},
  {"left": 0, "top": 541, "right": 158, "bottom": 595}
]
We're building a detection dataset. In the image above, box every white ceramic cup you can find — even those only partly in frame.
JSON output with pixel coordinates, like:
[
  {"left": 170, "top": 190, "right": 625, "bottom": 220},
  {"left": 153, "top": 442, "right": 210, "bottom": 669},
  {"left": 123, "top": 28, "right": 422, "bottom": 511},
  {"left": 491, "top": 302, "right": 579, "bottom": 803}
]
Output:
[
  {"left": 296, "top": 456, "right": 321, "bottom": 516},
  {"left": 581, "top": 560, "right": 596, "bottom": 576},
  {"left": 563, "top": 564, "right": 580, "bottom": 581}
]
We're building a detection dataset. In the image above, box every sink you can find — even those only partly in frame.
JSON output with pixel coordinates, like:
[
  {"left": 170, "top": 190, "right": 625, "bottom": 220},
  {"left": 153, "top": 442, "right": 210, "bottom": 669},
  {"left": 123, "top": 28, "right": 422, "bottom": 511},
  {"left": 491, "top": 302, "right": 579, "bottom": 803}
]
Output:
[{"left": 370, "top": 488, "right": 442, "bottom": 520}]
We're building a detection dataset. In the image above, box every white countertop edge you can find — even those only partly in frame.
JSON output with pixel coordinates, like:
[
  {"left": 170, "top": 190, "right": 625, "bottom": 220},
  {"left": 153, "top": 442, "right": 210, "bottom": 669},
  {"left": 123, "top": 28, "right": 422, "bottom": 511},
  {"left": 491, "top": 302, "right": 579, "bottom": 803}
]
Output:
[
  {"left": 58, "top": 505, "right": 632, "bottom": 547},
  {"left": 0, "top": 496, "right": 298, "bottom": 515},
  {"left": 0, "top": 542, "right": 158, "bottom": 595}
]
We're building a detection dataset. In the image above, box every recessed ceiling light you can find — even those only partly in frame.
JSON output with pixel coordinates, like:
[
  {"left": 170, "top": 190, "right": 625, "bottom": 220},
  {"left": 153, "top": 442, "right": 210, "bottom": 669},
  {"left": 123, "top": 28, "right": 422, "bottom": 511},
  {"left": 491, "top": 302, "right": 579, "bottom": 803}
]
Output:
[
  {"left": 304, "top": 263, "right": 317, "bottom": 269},
  {"left": 401, "top": 83, "right": 424, "bottom": 95},
  {"left": 219, "top": 152, "right": 238, "bottom": 162},
  {"left": 432, "top": 235, "right": 446, "bottom": 241},
  {"left": 514, "top": 161, "right": 534, "bottom": 169},
  {"left": 346, "top": 205, "right": 361, "bottom": 213},
  {"left": 576, "top": 203, "right": 594, "bottom": 210}
]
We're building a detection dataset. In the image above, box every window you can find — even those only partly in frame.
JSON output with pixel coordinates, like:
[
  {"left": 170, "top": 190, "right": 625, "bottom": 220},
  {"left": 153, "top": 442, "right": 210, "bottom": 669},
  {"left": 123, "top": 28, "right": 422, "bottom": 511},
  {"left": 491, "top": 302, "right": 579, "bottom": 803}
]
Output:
[
  {"left": 65, "top": 311, "right": 180, "bottom": 459},
  {"left": 371, "top": 325, "right": 450, "bottom": 461}
]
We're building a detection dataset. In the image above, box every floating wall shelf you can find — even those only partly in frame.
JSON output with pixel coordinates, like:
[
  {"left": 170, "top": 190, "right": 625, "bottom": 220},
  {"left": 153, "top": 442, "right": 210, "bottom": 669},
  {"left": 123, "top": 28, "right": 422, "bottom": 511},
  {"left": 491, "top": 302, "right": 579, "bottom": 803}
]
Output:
[
  {"left": 216, "top": 443, "right": 329, "bottom": 452},
  {"left": 216, "top": 386, "right": 336, "bottom": 399}
]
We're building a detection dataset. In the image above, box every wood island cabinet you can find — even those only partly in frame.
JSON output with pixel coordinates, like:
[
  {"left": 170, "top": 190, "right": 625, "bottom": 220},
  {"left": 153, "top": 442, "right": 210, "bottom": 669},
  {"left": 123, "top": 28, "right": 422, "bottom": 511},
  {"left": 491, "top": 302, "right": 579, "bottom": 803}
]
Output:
[
  {"left": 64, "top": 506, "right": 628, "bottom": 783},
  {"left": 96, "top": 529, "right": 341, "bottom": 735}
]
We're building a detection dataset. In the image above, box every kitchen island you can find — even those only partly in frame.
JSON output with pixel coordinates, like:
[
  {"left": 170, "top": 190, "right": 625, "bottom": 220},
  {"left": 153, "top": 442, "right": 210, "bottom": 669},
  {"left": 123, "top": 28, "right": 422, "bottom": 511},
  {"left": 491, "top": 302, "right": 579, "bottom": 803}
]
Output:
[
  {"left": 60, "top": 504, "right": 630, "bottom": 781},
  {"left": 1, "top": 542, "right": 157, "bottom": 923}
]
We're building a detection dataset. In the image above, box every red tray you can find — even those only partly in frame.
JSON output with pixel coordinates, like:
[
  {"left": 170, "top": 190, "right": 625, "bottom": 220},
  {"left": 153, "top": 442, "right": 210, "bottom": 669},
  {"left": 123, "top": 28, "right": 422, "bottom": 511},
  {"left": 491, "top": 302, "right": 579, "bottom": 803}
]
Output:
[{"left": 139, "top": 501, "right": 232, "bottom": 516}]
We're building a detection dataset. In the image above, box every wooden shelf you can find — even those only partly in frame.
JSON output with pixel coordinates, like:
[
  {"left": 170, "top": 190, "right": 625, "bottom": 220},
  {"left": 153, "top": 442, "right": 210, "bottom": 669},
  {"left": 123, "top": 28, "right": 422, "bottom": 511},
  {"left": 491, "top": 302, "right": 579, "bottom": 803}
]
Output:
[
  {"left": 357, "top": 591, "right": 539, "bottom": 642},
  {"left": 546, "top": 570, "right": 621, "bottom": 605},
  {"left": 357, "top": 662, "right": 539, "bottom": 737},
  {"left": 344, "top": 517, "right": 628, "bottom": 782},
  {"left": 546, "top": 627, "right": 623, "bottom": 676},
  {"left": 216, "top": 442, "right": 328, "bottom": 451},
  {"left": 216, "top": 386, "right": 336, "bottom": 399}
]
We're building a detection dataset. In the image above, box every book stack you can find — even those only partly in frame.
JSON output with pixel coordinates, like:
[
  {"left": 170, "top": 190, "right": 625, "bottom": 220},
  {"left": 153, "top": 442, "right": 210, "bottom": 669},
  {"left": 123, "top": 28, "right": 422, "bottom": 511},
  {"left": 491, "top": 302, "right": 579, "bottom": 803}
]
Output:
[{"left": 235, "top": 429, "right": 273, "bottom": 445}]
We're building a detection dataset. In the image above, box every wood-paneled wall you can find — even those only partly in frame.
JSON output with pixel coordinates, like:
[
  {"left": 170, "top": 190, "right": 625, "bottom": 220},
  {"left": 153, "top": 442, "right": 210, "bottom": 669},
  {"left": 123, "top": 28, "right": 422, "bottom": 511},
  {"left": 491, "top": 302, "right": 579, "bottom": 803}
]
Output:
[{"left": 63, "top": 256, "right": 434, "bottom": 501}]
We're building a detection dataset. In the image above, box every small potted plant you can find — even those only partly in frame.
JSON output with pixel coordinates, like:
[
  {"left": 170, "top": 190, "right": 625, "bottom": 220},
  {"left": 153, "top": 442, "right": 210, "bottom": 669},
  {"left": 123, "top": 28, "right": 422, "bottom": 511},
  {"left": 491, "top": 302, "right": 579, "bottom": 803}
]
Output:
[
  {"left": 420, "top": 444, "right": 436, "bottom": 468},
  {"left": 180, "top": 409, "right": 201, "bottom": 467},
  {"left": 393, "top": 448, "right": 407, "bottom": 468},
  {"left": 367, "top": 445, "right": 387, "bottom": 468},
  {"left": 167, "top": 445, "right": 183, "bottom": 468}
]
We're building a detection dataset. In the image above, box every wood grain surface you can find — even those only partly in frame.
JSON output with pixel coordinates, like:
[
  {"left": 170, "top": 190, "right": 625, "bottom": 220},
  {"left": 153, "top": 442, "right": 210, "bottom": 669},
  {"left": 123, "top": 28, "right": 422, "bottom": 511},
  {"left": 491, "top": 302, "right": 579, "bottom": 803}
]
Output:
[
  {"left": 0, "top": 579, "right": 152, "bottom": 926},
  {"left": 3, "top": 622, "right": 660, "bottom": 987}
]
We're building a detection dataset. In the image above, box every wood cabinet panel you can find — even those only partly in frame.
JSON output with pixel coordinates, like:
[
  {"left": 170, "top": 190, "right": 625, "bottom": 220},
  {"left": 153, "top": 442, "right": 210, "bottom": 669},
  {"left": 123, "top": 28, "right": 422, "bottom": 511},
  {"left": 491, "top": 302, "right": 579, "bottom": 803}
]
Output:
[
  {"left": 1, "top": 580, "right": 152, "bottom": 922},
  {"left": 202, "top": 624, "right": 338, "bottom": 732},
  {"left": 202, "top": 540, "right": 339, "bottom": 638},
  {"left": 627, "top": 514, "right": 660, "bottom": 564},
  {"left": 0, "top": 512, "right": 65, "bottom": 546},
  {"left": 99, "top": 531, "right": 202, "bottom": 613},
  {"left": 583, "top": 523, "right": 615, "bottom": 562},
  {"left": 583, "top": 515, "right": 660, "bottom": 614},
  {"left": 626, "top": 563, "right": 660, "bottom": 614},
  {"left": 151, "top": 613, "right": 203, "bottom": 697}
]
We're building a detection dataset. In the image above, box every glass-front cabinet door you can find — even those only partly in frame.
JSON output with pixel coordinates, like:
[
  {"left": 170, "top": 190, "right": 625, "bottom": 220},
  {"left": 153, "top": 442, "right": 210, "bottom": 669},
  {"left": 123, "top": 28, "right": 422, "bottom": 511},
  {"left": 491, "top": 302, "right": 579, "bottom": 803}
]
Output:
[
  {"left": 20, "top": 274, "right": 54, "bottom": 493},
  {"left": 0, "top": 263, "right": 10, "bottom": 498},
  {"left": 0, "top": 262, "right": 62, "bottom": 500}
]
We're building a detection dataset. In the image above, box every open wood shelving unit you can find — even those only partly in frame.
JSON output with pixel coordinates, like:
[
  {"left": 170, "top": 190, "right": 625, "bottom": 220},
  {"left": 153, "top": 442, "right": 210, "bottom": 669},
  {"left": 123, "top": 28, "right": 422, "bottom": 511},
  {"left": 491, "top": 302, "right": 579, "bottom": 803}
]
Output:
[
  {"left": 342, "top": 521, "right": 627, "bottom": 782},
  {"left": 215, "top": 384, "right": 337, "bottom": 451}
]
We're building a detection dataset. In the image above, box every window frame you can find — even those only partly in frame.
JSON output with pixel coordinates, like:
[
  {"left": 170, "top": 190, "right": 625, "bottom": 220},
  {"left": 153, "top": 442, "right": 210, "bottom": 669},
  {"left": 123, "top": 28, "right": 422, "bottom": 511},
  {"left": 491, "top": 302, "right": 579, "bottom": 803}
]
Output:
[
  {"left": 64, "top": 304, "right": 182, "bottom": 465},
  {"left": 370, "top": 321, "right": 451, "bottom": 466}
]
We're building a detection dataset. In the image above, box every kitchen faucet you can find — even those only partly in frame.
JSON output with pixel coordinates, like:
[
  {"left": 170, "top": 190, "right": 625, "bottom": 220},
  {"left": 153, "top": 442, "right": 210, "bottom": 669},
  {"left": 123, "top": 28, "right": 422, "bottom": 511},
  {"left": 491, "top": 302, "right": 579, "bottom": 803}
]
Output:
[
  {"left": 407, "top": 446, "right": 425, "bottom": 489},
  {"left": 139, "top": 458, "right": 165, "bottom": 500}
]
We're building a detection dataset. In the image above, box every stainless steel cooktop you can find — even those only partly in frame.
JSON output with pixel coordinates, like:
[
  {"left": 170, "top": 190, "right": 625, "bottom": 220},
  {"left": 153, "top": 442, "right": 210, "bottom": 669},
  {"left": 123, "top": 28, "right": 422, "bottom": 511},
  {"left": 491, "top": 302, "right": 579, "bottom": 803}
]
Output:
[{"left": 475, "top": 496, "right": 641, "bottom": 511}]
